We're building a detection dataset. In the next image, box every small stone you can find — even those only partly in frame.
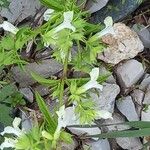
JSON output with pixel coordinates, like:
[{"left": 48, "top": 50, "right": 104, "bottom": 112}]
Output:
[
  {"left": 104, "top": 113, "right": 130, "bottom": 131},
  {"left": 85, "top": 0, "right": 109, "bottom": 13},
  {"left": 11, "top": 59, "right": 63, "bottom": 87},
  {"left": 141, "top": 105, "right": 150, "bottom": 121},
  {"left": 131, "top": 89, "right": 144, "bottom": 105},
  {"left": 116, "top": 137, "right": 143, "bottom": 150},
  {"left": 34, "top": 85, "right": 50, "bottom": 96},
  {"left": 90, "top": 83, "right": 120, "bottom": 113},
  {"left": 98, "top": 23, "right": 144, "bottom": 65},
  {"left": 143, "top": 85, "right": 150, "bottom": 105},
  {"left": 0, "top": 0, "right": 41, "bottom": 23},
  {"left": 21, "top": 112, "right": 32, "bottom": 131},
  {"left": 20, "top": 88, "right": 34, "bottom": 103},
  {"left": 139, "top": 74, "right": 150, "bottom": 91},
  {"left": 116, "top": 96, "right": 139, "bottom": 121},
  {"left": 61, "top": 139, "right": 78, "bottom": 150},
  {"left": 115, "top": 59, "right": 144, "bottom": 93},
  {"left": 84, "top": 139, "right": 110, "bottom": 150}
]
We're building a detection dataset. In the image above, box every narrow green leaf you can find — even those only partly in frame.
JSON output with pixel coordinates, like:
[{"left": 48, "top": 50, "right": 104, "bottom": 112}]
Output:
[
  {"left": 35, "top": 92, "right": 56, "bottom": 133},
  {"left": 89, "top": 128, "right": 150, "bottom": 139}
]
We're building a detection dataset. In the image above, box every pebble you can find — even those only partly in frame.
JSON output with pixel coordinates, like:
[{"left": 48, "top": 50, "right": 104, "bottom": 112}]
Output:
[
  {"left": 11, "top": 59, "right": 63, "bottom": 87},
  {"left": 115, "top": 59, "right": 144, "bottom": 93},
  {"left": 20, "top": 88, "right": 34, "bottom": 103},
  {"left": 116, "top": 96, "right": 139, "bottom": 121}
]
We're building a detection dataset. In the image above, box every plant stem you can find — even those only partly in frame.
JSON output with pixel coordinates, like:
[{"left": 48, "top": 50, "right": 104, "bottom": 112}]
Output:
[{"left": 59, "top": 49, "right": 70, "bottom": 107}]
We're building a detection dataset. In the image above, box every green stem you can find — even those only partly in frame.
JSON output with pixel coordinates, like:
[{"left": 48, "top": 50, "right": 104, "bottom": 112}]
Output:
[{"left": 59, "top": 49, "right": 70, "bottom": 107}]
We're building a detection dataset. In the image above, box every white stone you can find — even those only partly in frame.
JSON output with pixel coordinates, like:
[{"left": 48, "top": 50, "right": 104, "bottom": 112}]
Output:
[
  {"left": 98, "top": 23, "right": 144, "bottom": 65},
  {"left": 90, "top": 83, "right": 120, "bottom": 113},
  {"left": 84, "top": 139, "right": 110, "bottom": 150},
  {"left": 143, "top": 85, "right": 150, "bottom": 105},
  {"left": 0, "top": 0, "right": 41, "bottom": 23},
  {"left": 116, "top": 137, "right": 143, "bottom": 150},
  {"left": 116, "top": 96, "right": 139, "bottom": 121},
  {"left": 115, "top": 59, "right": 144, "bottom": 92},
  {"left": 139, "top": 74, "right": 150, "bottom": 91},
  {"left": 141, "top": 106, "right": 150, "bottom": 121},
  {"left": 85, "top": 0, "right": 109, "bottom": 13},
  {"left": 20, "top": 88, "right": 33, "bottom": 103}
]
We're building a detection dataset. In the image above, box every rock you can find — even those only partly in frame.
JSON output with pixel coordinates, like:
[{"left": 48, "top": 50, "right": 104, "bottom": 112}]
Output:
[
  {"left": 91, "top": 0, "right": 140, "bottom": 23},
  {"left": 141, "top": 105, "right": 150, "bottom": 121},
  {"left": 116, "top": 137, "right": 143, "bottom": 150},
  {"left": 61, "top": 139, "right": 78, "bottom": 150},
  {"left": 20, "top": 88, "right": 34, "bottom": 103},
  {"left": 139, "top": 74, "right": 150, "bottom": 91},
  {"left": 133, "top": 24, "right": 150, "bottom": 49},
  {"left": 104, "top": 113, "right": 130, "bottom": 131},
  {"left": 33, "top": 85, "right": 49, "bottom": 96},
  {"left": 90, "top": 83, "right": 120, "bottom": 113},
  {"left": 116, "top": 96, "right": 139, "bottom": 121},
  {"left": 131, "top": 89, "right": 144, "bottom": 105},
  {"left": 115, "top": 59, "right": 144, "bottom": 93},
  {"left": 11, "top": 59, "right": 63, "bottom": 87},
  {"left": 21, "top": 112, "right": 32, "bottom": 131},
  {"left": 143, "top": 85, "right": 150, "bottom": 105},
  {"left": 85, "top": 0, "right": 109, "bottom": 13},
  {"left": 84, "top": 139, "right": 110, "bottom": 150},
  {"left": 98, "top": 23, "right": 144, "bottom": 65},
  {"left": 0, "top": 0, "right": 41, "bottom": 23}
]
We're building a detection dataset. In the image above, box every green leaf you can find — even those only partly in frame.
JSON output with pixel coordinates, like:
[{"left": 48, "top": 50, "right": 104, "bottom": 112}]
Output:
[
  {"left": 89, "top": 128, "right": 150, "bottom": 139},
  {"left": 35, "top": 92, "right": 56, "bottom": 133}
]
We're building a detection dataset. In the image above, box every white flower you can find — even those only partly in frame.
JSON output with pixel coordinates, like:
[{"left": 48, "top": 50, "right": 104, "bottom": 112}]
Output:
[
  {"left": 0, "top": 137, "right": 17, "bottom": 150},
  {"left": 97, "top": 16, "right": 115, "bottom": 37},
  {"left": 77, "top": 68, "right": 103, "bottom": 94},
  {"left": 0, "top": 21, "right": 19, "bottom": 34},
  {"left": 97, "top": 110, "right": 113, "bottom": 120},
  {"left": 1, "top": 117, "right": 24, "bottom": 137},
  {"left": 0, "top": 117, "right": 25, "bottom": 150},
  {"left": 54, "top": 11, "right": 76, "bottom": 33},
  {"left": 43, "top": 9, "right": 54, "bottom": 21}
]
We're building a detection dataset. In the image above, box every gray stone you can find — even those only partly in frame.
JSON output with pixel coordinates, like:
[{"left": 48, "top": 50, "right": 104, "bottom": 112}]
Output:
[
  {"left": 11, "top": 59, "right": 63, "bottom": 87},
  {"left": 116, "top": 137, "right": 143, "bottom": 150},
  {"left": 85, "top": 0, "right": 109, "bottom": 13},
  {"left": 131, "top": 89, "right": 144, "bottom": 105},
  {"left": 90, "top": 83, "right": 120, "bottom": 113},
  {"left": 0, "top": 0, "right": 41, "bottom": 23},
  {"left": 143, "top": 85, "right": 150, "bottom": 105},
  {"left": 91, "top": 0, "right": 140, "bottom": 23},
  {"left": 20, "top": 88, "right": 34, "bottom": 103},
  {"left": 139, "top": 74, "right": 150, "bottom": 91},
  {"left": 34, "top": 85, "right": 49, "bottom": 96},
  {"left": 98, "top": 24, "right": 144, "bottom": 65},
  {"left": 61, "top": 139, "right": 78, "bottom": 150},
  {"left": 104, "top": 113, "right": 130, "bottom": 131},
  {"left": 115, "top": 59, "right": 144, "bottom": 92},
  {"left": 84, "top": 139, "right": 110, "bottom": 150},
  {"left": 116, "top": 96, "right": 139, "bottom": 121},
  {"left": 21, "top": 112, "right": 32, "bottom": 131},
  {"left": 141, "top": 105, "right": 150, "bottom": 121}
]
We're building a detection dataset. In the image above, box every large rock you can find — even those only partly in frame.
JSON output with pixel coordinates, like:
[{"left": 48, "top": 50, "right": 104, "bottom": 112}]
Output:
[
  {"left": 0, "top": 0, "right": 41, "bottom": 23},
  {"left": 116, "top": 96, "right": 139, "bottom": 121},
  {"left": 90, "top": 83, "right": 120, "bottom": 113},
  {"left": 116, "top": 137, "right": 143, "bottom": 150},
  {"left": 115, "top": 59, "right": 144, "bottom": 93},
  {"left": 11, "top": 59, "right": 63, "bottom": 87},
  {"left": 98, "top": 23, "right": 144, "bottom": 65},
  {"left": 85, "top": 0, "right": 109, "bottom": 13}
]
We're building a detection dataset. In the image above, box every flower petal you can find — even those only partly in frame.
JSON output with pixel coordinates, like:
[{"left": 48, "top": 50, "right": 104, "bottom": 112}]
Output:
[
  {"left": 0, "top": 21, "right": 19, "bottom": 34},
  {"left": 97, "top": 110, "right": 112, "bottom": 119},
  {"left": 13, "top": 117, "right": 21, "bottom": 128},
  {"left": 54, "top": 11, "right": 75, "bottom": 33},
  {"left": 0, "top": 137, "right": 16, "bottom": 150},
  {"left": 1, "top": 126, "right": 22, "bottom": 137},
  {"left": 43, "top": 9, "right": 54, "bottom": 21},
  {"left": 90, "top": 68, "right": 99, "bottom": 81}
]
